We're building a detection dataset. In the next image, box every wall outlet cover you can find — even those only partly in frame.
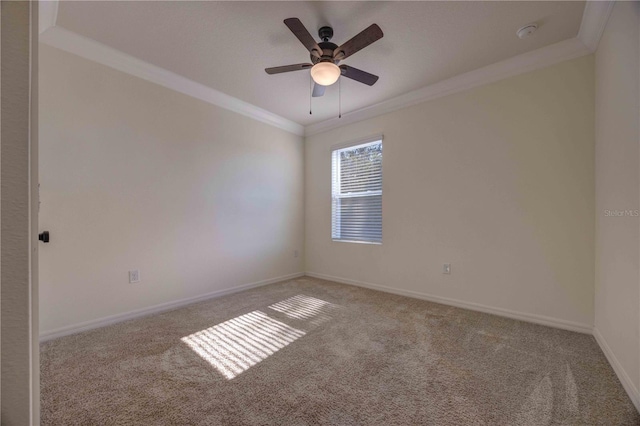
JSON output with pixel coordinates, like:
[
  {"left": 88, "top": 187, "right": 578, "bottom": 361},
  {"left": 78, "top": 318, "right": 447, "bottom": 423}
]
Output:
[{"left": 129, "top": 269, "right": 140, "bottom": 283}]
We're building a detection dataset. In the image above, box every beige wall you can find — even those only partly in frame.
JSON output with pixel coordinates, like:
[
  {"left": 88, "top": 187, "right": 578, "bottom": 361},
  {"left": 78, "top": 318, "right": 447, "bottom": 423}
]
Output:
[
  {"left": 594, "top": 0, "right": 640, "bottom": 402},
  {"left": 39, "top": 45, "right": 304, "bottom": 335},
  {"left": 306, "top": 55, "right": 595, "bottom": 329}
]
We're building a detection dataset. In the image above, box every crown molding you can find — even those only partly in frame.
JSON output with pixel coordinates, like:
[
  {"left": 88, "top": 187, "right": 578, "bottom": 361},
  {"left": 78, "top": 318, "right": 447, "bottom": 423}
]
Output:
[
  {"left": 39, "top": 26, "right": 305, "bottom": 136},
  {"left": 305, "top": 1, "right": 615, "bottom": 136},
  {"left": 39, "top": 0, "right": 59, "bottom": 35},
  {"left": 577, "top": 0, "right": 615, "bottom": 52},
  {"left": 304, "top": 37, "right": 591, "bottom": 136},
  {"left": 38, "top": 1, "right": 606, "bottom": 139}
]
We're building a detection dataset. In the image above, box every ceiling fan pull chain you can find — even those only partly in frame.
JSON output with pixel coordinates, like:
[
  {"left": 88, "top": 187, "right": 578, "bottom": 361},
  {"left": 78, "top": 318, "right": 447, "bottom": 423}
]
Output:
[
  {"left": 309, "top": 73, "right": 313, "bottom": 115},
  {"left": 339, "top": 77, "right": 342, "bottom": 119}
]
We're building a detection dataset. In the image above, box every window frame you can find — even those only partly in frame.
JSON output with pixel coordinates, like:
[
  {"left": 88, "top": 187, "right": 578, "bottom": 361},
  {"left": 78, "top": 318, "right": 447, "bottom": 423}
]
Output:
[{"left": 331, "top": 134, "right": 383, "bottom": 245}]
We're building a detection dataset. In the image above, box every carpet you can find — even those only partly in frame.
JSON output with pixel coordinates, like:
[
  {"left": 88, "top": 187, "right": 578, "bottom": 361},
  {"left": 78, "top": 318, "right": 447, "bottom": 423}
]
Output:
[{"left": 41, "top": 276, "right": 640, "bottom": 425}]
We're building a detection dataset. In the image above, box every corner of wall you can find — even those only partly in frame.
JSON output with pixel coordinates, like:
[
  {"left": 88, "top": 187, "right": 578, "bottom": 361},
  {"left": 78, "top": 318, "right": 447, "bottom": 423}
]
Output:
[{"left": 594, "top": 327, "right": 640, "bottom": 412}]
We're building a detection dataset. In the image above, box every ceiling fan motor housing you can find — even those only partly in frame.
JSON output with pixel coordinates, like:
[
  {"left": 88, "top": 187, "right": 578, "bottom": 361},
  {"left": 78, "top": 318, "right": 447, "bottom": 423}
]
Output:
[
  {"left": 310, "top": 26, "right": 340, "bottom": 64},
  {"left": 318, "top": 26, "right": 333, "bottom": 42},
  {"left": 311, "top": 42, "right": 339, "bottom": 64}
]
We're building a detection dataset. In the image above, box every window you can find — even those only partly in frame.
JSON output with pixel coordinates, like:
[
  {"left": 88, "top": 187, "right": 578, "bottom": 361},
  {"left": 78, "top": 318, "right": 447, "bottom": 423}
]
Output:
[{"left": 331, "top": 137, "right": 383, "bottom": 244}]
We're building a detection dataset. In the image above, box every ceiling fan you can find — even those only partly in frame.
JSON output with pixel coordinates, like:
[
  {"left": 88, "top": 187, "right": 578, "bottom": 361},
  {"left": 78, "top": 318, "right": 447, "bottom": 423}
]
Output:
[{"left": 265, "top": 18, "right": 383, "bottom": 97}]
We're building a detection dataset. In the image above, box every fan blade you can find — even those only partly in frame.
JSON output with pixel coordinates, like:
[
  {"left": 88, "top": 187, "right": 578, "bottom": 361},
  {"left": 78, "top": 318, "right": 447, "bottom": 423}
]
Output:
[
  {"left": 265, "top": 63, "right": 313, "bottom": 75},
  {"left": 340, "top": 65, "right": 379, "bottom": 86},
  {"left": 284, "top": 18, "right": 322, "bottom": 58},
  {"left": 312, "top": 83, "right": 326, "bottom": 97},
  {"left": 334, "top": 24, "right": 383, "bottom": 60}
]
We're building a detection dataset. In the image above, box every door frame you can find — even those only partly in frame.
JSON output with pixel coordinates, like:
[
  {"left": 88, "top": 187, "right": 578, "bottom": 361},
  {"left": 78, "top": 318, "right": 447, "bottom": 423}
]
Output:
[{"left": 1, "top": 1, "right": 40, "bottom": 423}]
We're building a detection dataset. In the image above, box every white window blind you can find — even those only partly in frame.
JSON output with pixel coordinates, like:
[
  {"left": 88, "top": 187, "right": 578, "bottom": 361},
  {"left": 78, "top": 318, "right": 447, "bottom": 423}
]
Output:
[{"left": 331, "top": 138, "right": 382, "bottom": 243}]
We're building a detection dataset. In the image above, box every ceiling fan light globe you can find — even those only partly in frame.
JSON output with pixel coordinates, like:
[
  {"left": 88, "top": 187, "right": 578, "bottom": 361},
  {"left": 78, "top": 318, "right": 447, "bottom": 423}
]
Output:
[{"left": 310, "top": 62, "right": 341, "bottom": 86}]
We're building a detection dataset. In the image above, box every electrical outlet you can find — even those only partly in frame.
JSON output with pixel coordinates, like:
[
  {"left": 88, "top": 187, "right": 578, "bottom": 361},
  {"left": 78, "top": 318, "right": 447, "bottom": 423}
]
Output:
[
  {"left": 443, "top": 264, "right": 451, "bottom": 275},
  {"left": 294, "top": 249, "right": 299, "bottom": 258},
  {"left": 129, "top": 269, "right": 140, "bottom": 283}
]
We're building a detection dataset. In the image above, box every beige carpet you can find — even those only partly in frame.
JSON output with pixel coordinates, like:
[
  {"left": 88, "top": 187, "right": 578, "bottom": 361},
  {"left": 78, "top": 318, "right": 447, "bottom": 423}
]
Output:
[{"left": 41, "top": 276, "right": 639, "bottom": 425}]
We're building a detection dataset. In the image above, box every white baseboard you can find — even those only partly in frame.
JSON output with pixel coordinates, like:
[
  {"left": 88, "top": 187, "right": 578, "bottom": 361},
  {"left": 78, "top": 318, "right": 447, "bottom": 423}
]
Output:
[
  {"left": 305, "top": 271, "right": 593, "bottom": 334},
  {"left": 309, "top": 271, "right": 640, "bottom": 413},
  {"left": 41, "top": 269, "right": 640, "bottom": 413},
  {"left": 593, "top": 327, "right": 640, "bottom": 412},
  {"left": 39, "top": 272, "right": 305, "bottom": 342}
]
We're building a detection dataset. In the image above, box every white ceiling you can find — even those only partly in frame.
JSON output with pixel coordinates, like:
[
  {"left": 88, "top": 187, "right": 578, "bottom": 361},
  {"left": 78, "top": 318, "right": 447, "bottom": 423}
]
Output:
[{"left": 55, "top": 1, "right": 585, "bottom": 127}]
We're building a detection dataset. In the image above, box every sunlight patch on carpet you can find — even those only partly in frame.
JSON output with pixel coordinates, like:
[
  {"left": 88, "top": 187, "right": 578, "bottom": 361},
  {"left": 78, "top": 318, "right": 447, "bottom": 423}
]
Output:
[
  {"left": 181, "top": 310, "right": 305, "bottom": 379},
  {"left": 268, "top": 294, "right": 337, "bottom": 324}
]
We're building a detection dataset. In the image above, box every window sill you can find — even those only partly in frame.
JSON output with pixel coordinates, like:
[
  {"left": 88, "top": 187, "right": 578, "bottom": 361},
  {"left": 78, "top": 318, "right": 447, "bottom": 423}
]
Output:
[{"left": 332, "top": 239, "right": 382, "bottom": 245}]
